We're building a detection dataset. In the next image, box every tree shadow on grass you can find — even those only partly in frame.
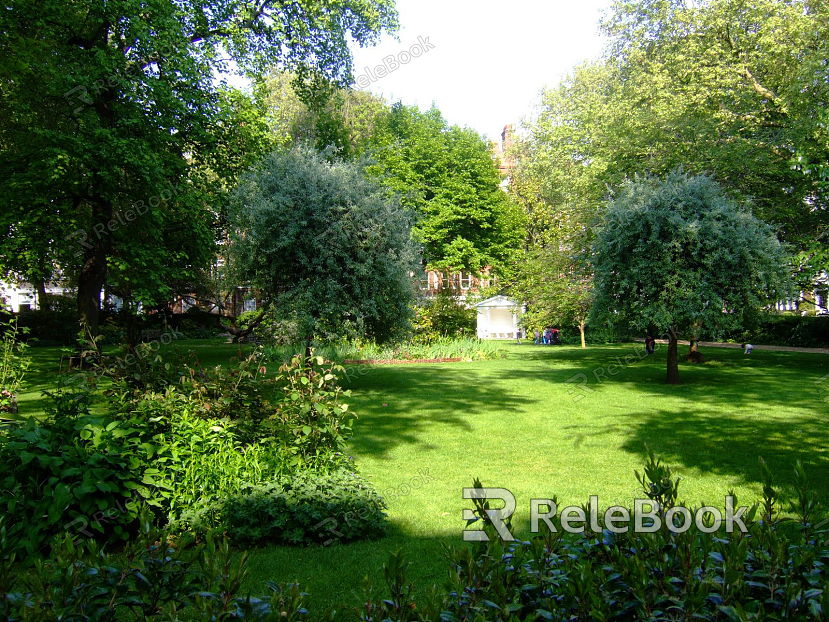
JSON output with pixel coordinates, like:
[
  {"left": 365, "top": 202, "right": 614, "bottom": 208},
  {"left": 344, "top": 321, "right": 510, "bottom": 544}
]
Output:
[
  {"left": 344, "top": 362, "right": 537, "bottom": 459},
  {"left": 496, "top": 343, "right": 828, "bottom": 412},
  {"left": 570, "top": 405, "right": 829, "bottom": 506}
]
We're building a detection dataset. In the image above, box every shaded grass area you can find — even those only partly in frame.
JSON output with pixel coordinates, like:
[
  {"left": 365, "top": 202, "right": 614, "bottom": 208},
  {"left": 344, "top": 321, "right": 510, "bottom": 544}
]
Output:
[
  {"left": 15, "top": 339, "right": 254, "bottom": 417},
  {"left": 12, "top": 340, "right": 829, "bottom": 617}
]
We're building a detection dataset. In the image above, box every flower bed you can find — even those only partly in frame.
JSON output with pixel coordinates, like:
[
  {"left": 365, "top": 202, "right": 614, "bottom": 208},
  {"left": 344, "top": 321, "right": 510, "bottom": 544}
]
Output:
[{"left": 342, "top": 357, "right": 464, "bottom": 365}]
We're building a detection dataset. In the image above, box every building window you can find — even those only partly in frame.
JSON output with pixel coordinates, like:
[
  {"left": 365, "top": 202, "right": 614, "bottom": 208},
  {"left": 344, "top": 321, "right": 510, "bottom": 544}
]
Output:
[{"left": 460, "top": 273, "right": 471, "bottom": 290}]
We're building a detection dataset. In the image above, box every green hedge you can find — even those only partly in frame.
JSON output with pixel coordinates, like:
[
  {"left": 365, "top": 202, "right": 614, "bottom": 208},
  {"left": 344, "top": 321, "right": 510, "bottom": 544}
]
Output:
[{"left": 720, "top": 314, "right": 829, "bottom": 348}]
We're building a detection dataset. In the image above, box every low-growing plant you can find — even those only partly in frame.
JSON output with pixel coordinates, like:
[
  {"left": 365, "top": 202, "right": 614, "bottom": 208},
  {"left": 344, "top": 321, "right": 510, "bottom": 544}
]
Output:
[
  {"left": 358, "top": 454, "right": 829, "bottom": 622},
  {"left": 265, "top": 337, "right": 505, "bottom": 365},
  {"left": 180, "top": 466, "right": 387, "bottom": 546},
  {"left": 0, "top": 510, "right": 316, "bottom": 621},
  {"left": 266, "top": 355, "right": 354, "bottom": 470}
]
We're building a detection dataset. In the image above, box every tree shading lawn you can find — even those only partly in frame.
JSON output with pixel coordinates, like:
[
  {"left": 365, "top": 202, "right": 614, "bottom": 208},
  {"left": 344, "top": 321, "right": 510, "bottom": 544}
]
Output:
[{"left": 242, "top": 342, "right": 829, "bottom": 617}]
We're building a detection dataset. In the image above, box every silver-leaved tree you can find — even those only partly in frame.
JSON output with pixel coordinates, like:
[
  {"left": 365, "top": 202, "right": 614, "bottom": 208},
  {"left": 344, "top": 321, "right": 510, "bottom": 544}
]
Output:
[
  {"left": 591, "top": 170, "right": 792, "bottom": 384},
  {"left": 228, "top": 146, "right": 419, "bottom": 351}
]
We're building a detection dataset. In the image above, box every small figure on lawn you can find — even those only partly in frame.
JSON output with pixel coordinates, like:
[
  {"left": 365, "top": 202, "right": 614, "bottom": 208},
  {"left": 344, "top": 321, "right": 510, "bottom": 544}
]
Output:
[
  {"left": 743, "top": 343, "right": 754, "bottom": 355},
  {"left": 551, "top": 328, "right": 560, "bottom": 345},
  {"left": 534, "top": 329, "right": 540, "bottom": 344},
  {"left": 516, "top": 329, "right": 522, "bottom": 344},
  {"left": 645, "top": 333, "right": 655, "bottom": 355}
]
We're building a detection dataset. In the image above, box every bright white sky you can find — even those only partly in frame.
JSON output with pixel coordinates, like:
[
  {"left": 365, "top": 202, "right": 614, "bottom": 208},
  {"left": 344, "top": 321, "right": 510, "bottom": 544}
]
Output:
[{"left": 350, "top": 0, "right": 614, "bottom": 142}]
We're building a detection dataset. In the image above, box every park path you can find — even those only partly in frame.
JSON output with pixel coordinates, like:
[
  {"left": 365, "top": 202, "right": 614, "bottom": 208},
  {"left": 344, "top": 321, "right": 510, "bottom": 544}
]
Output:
[{"left": 641, "top": 338, "right": 829, "bottom": 355}]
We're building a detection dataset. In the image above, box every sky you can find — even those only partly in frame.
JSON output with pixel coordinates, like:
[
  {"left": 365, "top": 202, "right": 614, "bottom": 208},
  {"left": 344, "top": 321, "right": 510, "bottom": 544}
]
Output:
[{"left": 350, "top": 0, "right": 614, "bottom": 142}]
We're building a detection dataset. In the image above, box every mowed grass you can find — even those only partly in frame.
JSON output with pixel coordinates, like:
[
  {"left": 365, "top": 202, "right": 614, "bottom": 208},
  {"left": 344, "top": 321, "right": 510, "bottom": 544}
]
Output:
[
  {"left": 244, "top": 342, "right": 829, "bottom": 617},
  {"left": 14, "top": 340, "right": 829, "bottom": 617}
]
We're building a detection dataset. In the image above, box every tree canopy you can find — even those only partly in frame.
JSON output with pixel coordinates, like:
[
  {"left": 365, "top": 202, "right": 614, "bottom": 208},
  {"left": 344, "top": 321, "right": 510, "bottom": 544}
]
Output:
[
  {"left": 227, "top": 146, "right": 417, "bottom": 345},
  {"left": 519, "top": 0, "right": 829, "bottom": 285},
  {"left": 0, "top": 0, "right": 398, "bottom": 337},
  {"left": 362, "top": 103, "right": 526, "bottom": 279},
  {"left": 590, "top": 171, "right": 792, "bottom": 383}
]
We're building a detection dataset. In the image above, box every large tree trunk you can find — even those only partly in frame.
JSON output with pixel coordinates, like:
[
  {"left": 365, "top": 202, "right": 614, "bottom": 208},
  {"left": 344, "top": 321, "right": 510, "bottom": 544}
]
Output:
[
  {"left": 666, "top": 326, "right": 680, "bottom": 384},
  {"left": 77, "top": 198, "right": 113, "bottom": 347},
  {"left": 35, "top": 278, "right": 49, "bottom": 312},
  {"left": 578, "top": 320, "right": 586, "bottom": 348}
]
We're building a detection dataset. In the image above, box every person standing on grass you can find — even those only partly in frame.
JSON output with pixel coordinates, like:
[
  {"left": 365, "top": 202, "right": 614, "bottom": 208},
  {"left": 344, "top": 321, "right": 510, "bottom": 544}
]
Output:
[
  {"left": 645, "top": 333, "right": 655, "bottom": 355},
  {"left": 516, "top": 328, "right": 522, "bottom": 344},
  {"left": 534, "top": 329, "right": 540, "bottom": 344}
]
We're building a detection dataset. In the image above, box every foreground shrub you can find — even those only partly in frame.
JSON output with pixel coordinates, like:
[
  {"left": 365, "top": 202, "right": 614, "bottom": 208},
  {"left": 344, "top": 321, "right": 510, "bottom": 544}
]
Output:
[
  {"left": 0, "top": 512, "right": 316, "bottom": 621},
  {"left": 181, "top": 466, "right": 387, "bottom": 546},
  {"left": 0, "top": 349, "right": 382, "bottom": 555},
  {"left": 0, "top": 317, "right": 30, "bottom": 415},
  {"left": 360, "top": 452, "right": 829, "bottom": 622},
  {"left": 0, "top": 386, "right": 169, "bottom": 555}
]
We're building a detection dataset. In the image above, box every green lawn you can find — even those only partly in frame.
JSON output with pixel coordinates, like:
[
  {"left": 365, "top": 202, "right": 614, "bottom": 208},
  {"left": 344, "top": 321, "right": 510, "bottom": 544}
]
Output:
[
  {"left": 242, "top": 342, "right": 829, "bottom": 617},
  {"left": 15, "top": 340, "right": 829, "bottom": 618}
]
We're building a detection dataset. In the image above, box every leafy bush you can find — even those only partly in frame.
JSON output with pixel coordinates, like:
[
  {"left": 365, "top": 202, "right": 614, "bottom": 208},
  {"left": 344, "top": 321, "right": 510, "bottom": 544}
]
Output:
[
  {"left": 182, "top": 466, "right": 387, "bottom": 546},
  {"left": 0, "top": 386, "right": 167, "bottom": 556},
  {"left": 358, "top": 452, "right": 829, "bottom": 622},
  {"left": 0, "top": 511, "right": 316, "bottom": 621},
  {"left": 720, "top": 314, "right": 829, "bottom": 348},
  {"left": 161, "top": 409, "right": 288, "bottom": 528},
  {"left": 412, "top": 290, "right": 477, "bottom": 343},
  {"left": 263, "top": 355, "right": 354, "bottom": 470},
  {"left": 265, "top": 337, "right": 505, "bottom": 364},
  {"left": 109, "top": 345, "right": 274, "bottom": 432},
  {"left": 5, "top": 305, "right": 78, "bottom": 346},
  {"left": 0, "top": 317, "right": 30, "bottom": 415},
  {"left": 177, "top": 317, "right": 224, "bottom": 339}
]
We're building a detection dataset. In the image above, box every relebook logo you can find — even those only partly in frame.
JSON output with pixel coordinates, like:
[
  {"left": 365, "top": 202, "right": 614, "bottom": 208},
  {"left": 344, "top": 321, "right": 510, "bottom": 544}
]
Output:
[{"left": 462, "top": 488, "right": 750, "bottom": 542}]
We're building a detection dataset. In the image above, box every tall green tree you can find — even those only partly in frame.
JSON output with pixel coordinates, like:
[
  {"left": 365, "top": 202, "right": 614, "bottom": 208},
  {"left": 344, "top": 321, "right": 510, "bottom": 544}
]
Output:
[
  {"left": 227, "top": 146, "right": 417, "bottom": 347},
  {"left": 591, "top": 171, "right": 792, "bottom": 384},
  {"left": 524, "top": 0, "right": 829, "bottom": 284},
  {"left": 258, "top": 70, "right": 388, "bottom": 158},
  {"left": 0, "top": 0, "right": 397, "bottom": 338},
  {"left": 512, "top": 247, "right": 593, "bottom": 348},
  {"left": 364, "top": 103, "right": 525, "bottom": 281}
]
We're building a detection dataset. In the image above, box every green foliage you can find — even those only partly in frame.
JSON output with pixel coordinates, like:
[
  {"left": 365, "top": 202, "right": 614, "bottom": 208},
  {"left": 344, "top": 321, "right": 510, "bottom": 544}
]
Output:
[
  {"left": 175, "top": 318, "right": 223, "bottom": 340},
  {"left": 591, "top": 171, "right": 792, "bottom": 338},
  {"left": 4, "top": 307, "right": 78, "bottom": 346},
  {"left": 512, "top": 245, "right": 593, "bottom": 346},
  {"left": 160, "top": 411, "right": 288, "bottom": 530},
  {"left": 264, "top": 337, "right": 506, "bottom": 364},
  {"left": 364, "top": 103, "right": 526, "bottom": 279},
  {"left": 0, "top": 317, "right": 30, "bottom": 413},
  {"left": 356, "top": 456, "right": 829, "bottom": 622},
  {"left": 0, "top": 386, "right": 165, "bottom": 556},
  {"left": 184, "top": 467, "right": 387, "bottom": 546},
  {"left": 110, "top": 345, "right": 274, "bottom": 431},
  {"left": 229, "top": 145, "right": 418, "bottom": 344},
  {"left": 266, "top": 356, "right": 354, "bottom": 471},
  {"left": 0, "top": 0, "right": 398, "bottom": 335},
  {"left": 0, "top": 511, "right": 316, "bottom": 621},
  {"left": 412, "top": 290, "right": 476, "bottom": 343},
  {"left": 720, "top": 314, "right": 829, "bottom": 349},
  {"left": 0, "top": 346, "right": 378, "bottom": 555},
  {"left": 521, "top": 0, "right": 829, "bottom": 280}
]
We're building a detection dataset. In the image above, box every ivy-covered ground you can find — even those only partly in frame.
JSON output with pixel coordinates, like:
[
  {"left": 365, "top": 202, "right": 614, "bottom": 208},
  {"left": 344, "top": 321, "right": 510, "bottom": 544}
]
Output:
[{"left": 16, "top": 340, "right": 829, "bottom": 617}]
